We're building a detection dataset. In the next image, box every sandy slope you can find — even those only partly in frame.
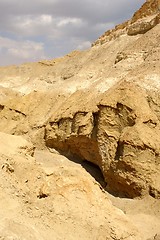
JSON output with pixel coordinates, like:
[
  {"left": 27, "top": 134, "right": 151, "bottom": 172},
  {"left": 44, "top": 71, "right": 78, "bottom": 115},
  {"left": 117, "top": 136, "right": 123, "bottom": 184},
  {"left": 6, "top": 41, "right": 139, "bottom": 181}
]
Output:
[
  {"left": 0, "top": 132, "right": 144, "bottom": 240},
  {"left": 0, "top": 132, "right": 160, "bottom": 239}
]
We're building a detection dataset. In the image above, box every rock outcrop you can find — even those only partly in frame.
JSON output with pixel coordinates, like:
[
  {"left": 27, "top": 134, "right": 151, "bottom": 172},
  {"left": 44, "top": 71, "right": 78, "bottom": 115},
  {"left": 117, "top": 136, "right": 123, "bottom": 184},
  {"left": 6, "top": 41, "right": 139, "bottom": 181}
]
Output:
[
  {"left": 92, "top": 0, "right": 160, "bottom": 46},
  {"left": 127, "top": 14, "right": 160, "bottom": 36},
  {"left": 1, "top": 0, "right": 160, "bottom": 239},
  {"left": 45, "top": 81, "right": 160, "bottom": 198},
  {"left": 0, "top": 0, "right": 160, "bottom": 200},
  {"left": 0, "top": 132, "right": 143, "bottom": 240}
]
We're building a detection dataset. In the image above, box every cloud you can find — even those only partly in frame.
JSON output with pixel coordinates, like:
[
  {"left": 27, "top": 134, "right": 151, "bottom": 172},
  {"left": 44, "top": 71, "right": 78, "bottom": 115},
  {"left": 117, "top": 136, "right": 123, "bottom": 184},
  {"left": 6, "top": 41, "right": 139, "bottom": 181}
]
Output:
[
  {"left": 57, "top": 17, "right": 84, "bottom": 27},
  {"left": 10, "top": 14, "right": 54, "bottom": 36},
  {"left": 77, "top": 41, "right": 91, "bottom": 50},
  {"left": 0, "top": 37, "right": 45, "bottom": 66},
  {"left": 0, "top": 0, "right": 145, "bottom": 65}
]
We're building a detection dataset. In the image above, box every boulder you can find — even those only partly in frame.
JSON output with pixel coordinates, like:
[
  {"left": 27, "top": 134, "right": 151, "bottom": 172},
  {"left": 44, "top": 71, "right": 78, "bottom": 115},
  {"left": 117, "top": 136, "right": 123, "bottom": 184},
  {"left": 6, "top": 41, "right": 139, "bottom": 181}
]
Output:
[{"left": 127, "top": 15, "right": 160, "bottom": 36}]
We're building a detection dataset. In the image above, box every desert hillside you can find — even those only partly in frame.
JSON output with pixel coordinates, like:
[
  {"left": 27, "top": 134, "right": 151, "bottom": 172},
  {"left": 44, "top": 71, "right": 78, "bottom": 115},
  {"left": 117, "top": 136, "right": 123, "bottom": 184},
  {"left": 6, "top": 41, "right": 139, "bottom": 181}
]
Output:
[{"left": 0, "top": 0, "right": 160, "bottom": 239}]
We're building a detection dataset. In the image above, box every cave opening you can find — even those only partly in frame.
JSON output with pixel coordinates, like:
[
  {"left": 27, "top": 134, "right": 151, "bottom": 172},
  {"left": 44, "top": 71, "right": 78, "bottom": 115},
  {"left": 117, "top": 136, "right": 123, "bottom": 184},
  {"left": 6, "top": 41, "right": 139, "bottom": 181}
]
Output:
[{"left": 81, "top": 160, "right": 106, "bottom": 189}]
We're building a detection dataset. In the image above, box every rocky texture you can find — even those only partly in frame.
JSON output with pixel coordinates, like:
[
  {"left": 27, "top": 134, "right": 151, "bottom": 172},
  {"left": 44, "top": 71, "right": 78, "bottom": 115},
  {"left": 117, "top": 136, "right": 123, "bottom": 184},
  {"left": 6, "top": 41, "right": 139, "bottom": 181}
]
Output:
[
  {"left": 99, "top": 83, "right": 160, "bottom": 198},
  {"left": 45, "top": 81, "right": 160, "bottom": 198},
  {"left": 131, "top": 0, "right": 160, "bottom": 21},
  {"left": 92, "top": 0, "right": 160, "bottom": 46},
  {"left": 0, "top": 1, "right": 160, "bottom": 239},
  {"left": 0, "top": 132, "right": 143, "bottom": 240},
  {"left": 0, "top": 1, "right": 160, "bottom": 200},
  {"left": 127, "top": 14, "right": 160, "bottom": 36}
]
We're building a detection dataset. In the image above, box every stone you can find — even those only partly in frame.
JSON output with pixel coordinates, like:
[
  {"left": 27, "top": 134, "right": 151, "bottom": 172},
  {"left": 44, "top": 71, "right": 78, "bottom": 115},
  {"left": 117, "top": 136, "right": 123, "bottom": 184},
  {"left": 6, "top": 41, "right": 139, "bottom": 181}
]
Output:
[
  {"left": 127, "top": 15, "right": 160, "bottom": 36},
  {"left": 1, "top": 1, "right": 160, "bottom": 239},
  {"left": 45, "top": 81, "right": 160, "bottom": 198},
  {"left": 92, "top": 0, "right": 160, "bottom": 46}
]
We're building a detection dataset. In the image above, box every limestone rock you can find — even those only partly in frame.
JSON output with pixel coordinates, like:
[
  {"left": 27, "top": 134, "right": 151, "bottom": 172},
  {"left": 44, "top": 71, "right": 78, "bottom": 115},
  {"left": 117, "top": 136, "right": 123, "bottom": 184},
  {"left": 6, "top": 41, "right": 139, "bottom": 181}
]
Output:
[
  {"left": 1, "top": 1, "right": 160, "bottom": 239},
  {"left": 127, "top": 14, "right": 160, "bottom": 36},
  {"left": 92, "top": 0, "right": 160, "bottom": 46},
  {"left": 0, "top": 132, "right": 143, "bottom": 240},
  {"left": 45, "top": 81, "right": 160, "bottom": 198},
  {"left": 0, "top": 0, "right": 160, "bottom": 200},
  {"left": 131, "top": 0, "right": 160, "bottom": 22}
]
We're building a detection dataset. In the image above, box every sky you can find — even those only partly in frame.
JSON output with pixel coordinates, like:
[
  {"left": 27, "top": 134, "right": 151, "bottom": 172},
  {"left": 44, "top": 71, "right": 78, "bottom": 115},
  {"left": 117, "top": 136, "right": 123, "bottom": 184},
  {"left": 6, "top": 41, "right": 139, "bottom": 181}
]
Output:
[{"left": 0, "top": 0, "right": 145, "bottom": 66}]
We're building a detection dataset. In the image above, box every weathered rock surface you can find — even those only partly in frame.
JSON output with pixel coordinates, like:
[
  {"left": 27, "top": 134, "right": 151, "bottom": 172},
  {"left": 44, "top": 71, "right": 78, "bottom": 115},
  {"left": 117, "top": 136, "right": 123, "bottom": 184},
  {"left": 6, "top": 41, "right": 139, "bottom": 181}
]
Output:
[
  {"left": 0, "top": 1, "right": 160, "bottom": 200},
  {"left": 92, "top": 0, "right": 160, "bottom": 46},
  {"left": 45, "top": 81, "right": 160, "bottom": 198},
  {"left": 98, "top": 82, "right": 160, "bottom": 198},
  {"left": 0, "top": 1, "right": 160, "bottom": 239},
  {"left": 127, "top": 14, "right": 160, "bottom": 36},
  {"left": 0, "top": 132, "right": 143, "bottom": 240}
]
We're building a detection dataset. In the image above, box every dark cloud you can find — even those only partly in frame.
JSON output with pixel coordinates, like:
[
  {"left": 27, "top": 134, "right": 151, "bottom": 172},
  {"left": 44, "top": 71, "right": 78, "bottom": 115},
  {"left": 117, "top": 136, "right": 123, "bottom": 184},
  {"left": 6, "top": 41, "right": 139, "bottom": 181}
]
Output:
[{"left": 0, "top": 0, "right": 145, "bottom": 65}]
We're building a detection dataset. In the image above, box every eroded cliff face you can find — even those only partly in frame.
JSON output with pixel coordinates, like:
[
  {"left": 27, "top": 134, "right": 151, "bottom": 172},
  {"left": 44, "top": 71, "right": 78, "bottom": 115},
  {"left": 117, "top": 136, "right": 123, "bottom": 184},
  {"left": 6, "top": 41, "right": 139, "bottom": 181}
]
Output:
[
  {"left": 0, "top": 0, "right": 160, "bottom": 201},
  {"left": 92, "top": 0, "right": 160, "bottom": 46},
  {"left": 1, "top": 132, "right": 144, "bottom": 240},
  {"left": 1, "top": 1, "right": 160, "bottom": 239},
  {"left": 99, "top": 83, "right": 160, "bottom": 198},
  {"left": 45, "top": 81, "right": 160, "bottom": 198},
  {"left": 131, "top": 0, "right": 160, "bottom": 21}
]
